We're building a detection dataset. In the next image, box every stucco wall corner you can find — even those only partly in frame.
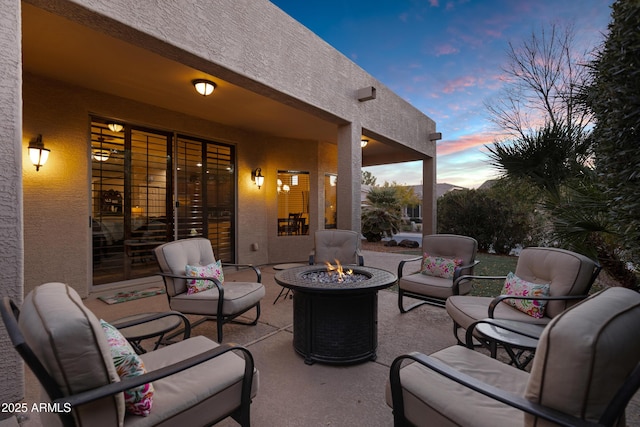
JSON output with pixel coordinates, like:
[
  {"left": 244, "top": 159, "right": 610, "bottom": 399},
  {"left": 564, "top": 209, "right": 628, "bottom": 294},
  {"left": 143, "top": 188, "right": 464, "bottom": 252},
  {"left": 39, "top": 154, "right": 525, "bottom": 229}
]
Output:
[{"left": 0, "top": 0, "right": 26, "bottom": 406}]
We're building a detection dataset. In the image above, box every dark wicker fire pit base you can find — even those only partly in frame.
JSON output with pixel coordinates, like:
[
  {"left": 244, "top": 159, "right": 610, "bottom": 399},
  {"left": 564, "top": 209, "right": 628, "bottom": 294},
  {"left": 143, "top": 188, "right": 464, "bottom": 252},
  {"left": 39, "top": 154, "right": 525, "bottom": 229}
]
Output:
[
  {"left": 275, "top": 265, "right": 397, "bottom": 365},
  {"left": 294, "top": 290, "right": 378, "bottom": 364}
]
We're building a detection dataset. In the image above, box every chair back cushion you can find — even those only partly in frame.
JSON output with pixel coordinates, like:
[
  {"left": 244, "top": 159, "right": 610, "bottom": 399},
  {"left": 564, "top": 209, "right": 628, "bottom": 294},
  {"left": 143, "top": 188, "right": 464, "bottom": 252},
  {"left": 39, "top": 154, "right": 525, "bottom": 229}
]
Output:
[
  {"left": 155, "top": 238, "right": 216, "bottom": 296},
  {"left": 19, "top": 282, "right": 125, "bottom": 426},
  {"left": 525, "top": 287, "right": 640, "bottom": 426},
  {"left": 515, "top": 247, "right": 597, "bottom": 317},
  {"left": 313, "top": 230, "right": 361, "bottom": 265},
  {"left": 422, "top": 234, "right": 477, "bottom": 276}
]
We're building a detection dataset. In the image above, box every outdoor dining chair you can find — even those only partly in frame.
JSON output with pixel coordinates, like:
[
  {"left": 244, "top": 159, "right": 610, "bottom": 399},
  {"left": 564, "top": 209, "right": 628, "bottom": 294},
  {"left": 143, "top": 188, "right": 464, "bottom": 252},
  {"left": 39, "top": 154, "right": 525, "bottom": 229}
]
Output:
[
  {"left": 154, "top": 238, "right": 265, "bottom": 342},
  {"left": 387, "top": 286, "right": 640, "bottom": 427},
  {"left": 1, "top": 282, "right": 258, "bottom": 427},
  {"left": 397, "top": 234, "right": 479, "bottom": 311}
]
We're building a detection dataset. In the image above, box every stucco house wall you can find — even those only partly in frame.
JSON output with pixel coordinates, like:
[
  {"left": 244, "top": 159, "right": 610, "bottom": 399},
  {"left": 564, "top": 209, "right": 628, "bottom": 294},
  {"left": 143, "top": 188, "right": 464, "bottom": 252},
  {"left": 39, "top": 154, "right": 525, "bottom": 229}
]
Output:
[
  {"left": 0, "top": 0, "right": 24, "bottom": 407},
  {"left": 2, "top": 0, "right": 438, "bottom": 404}
]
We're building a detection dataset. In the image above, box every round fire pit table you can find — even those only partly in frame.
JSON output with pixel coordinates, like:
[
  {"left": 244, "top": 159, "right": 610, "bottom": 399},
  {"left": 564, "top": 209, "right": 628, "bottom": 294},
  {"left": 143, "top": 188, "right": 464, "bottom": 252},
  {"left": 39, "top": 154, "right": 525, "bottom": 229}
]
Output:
[{"left": 275, "top": 265, "right": 397, "bottom": 365}]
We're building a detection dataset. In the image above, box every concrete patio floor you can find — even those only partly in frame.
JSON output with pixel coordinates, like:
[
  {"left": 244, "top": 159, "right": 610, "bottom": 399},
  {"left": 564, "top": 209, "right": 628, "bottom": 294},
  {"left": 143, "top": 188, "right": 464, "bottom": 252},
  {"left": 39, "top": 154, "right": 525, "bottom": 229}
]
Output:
[{"left": 11, "top": 250, "right": 640, "bottom": 426}]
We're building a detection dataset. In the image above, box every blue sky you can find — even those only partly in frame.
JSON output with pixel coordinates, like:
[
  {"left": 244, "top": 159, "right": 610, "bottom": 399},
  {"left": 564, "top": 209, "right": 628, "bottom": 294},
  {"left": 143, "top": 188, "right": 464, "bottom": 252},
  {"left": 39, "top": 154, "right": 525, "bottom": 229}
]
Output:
[{"left": 270, "top": 0, "right": 613, "bottom": 188}]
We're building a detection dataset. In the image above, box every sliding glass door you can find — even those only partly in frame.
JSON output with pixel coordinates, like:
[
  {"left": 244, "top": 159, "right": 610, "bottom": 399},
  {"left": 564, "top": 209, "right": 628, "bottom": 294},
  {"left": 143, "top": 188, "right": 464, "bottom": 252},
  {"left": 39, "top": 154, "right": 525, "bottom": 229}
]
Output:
[
  {"left": 175, "top": 135, "right": 235, "bottom": 262},
  {"left": 91, "top": 119, "right": 236, "bottom": 285}
]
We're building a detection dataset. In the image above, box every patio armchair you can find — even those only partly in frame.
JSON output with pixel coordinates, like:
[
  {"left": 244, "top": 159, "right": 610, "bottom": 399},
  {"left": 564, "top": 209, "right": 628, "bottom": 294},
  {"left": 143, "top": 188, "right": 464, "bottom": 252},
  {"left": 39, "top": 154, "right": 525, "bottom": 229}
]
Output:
[
  {"left": 308, "top": 229, "right": 364, "bottom": 266},
  {"left": 445, "top": 246, "right": 601, "bottom": 344},
  {"left": 387, "top": 286, "right": 640, "bottom": 427},
  {"left": 154, "top": 238, "right": 265, "bottom": 342},
  {"left": 397, "top": 234, "right": 478, "bottom": 311},
  {"left": 1, "top": 282, "right": 258, "bottom": 427}
]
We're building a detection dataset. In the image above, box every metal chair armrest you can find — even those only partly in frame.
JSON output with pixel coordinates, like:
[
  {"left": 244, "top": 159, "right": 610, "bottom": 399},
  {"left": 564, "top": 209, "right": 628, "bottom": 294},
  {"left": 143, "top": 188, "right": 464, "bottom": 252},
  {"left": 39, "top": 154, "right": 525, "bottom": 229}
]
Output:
[
  {"left": 157, "top": 272, "right": 225, "bottom": 320},
  {"left": 452, "top": 273, "right": 507, "bottom": 294},
  {"left": 451, "top": 260, "right": 481, "bottom": 294},
  {"left": 397, "top": 256, "right": 423, "bottom": 279},
  {"left": 390, "top": 351, "right": 601, "bottom": 427},
  {"left": 221, "top": 263, "right": 262, "bottom": 283},
  {"left": 111, "top": 311, "right": 191, "bottom": 340},
  {"left": 157, "top": 272, "right": 224, "bottom": 292},
  {"left": 489, "top": 294, "right": 588, "bottom": 318}
]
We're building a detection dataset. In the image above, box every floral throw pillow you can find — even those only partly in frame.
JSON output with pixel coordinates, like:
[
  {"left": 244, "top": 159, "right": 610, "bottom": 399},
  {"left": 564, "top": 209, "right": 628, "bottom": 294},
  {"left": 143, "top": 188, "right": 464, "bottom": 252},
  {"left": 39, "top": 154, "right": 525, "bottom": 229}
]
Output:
[
  {"left": 185, "top": 260, "right": 224, "bottom": 295},
  {"left": 500, "top": 272, "right": 550, "bottom": 318},
  {"left": 420, "top": 253, "right": 463, "bottom": 279},
  {"left": 100, "top": 320, "right": 154, "bottom": 416}
]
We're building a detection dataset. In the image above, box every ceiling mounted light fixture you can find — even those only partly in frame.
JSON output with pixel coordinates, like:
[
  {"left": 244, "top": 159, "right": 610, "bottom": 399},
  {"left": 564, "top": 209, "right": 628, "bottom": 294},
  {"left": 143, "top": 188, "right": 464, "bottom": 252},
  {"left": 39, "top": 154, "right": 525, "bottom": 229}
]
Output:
[
  {"left": 361, "top": 139, "right": 369, "bottom": 148},
  {"left": 92, "top": 149, "right": 110, "bottom": 162},
  {"left": 107, "top": 123, "right": 123, "bottom": 132},
  {"left": 28, "top": 134, "right": 50, "bottom": 171},
  {"left": 192, "top": 79, "right": 216, "bottom": 96}
]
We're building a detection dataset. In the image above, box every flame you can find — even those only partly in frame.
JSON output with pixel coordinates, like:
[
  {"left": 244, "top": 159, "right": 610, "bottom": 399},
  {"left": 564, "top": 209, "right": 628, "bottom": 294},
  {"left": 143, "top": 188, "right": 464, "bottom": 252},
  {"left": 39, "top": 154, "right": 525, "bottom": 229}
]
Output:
[{"left": 325, "top": 259, "right": 353, "bottom": 282}]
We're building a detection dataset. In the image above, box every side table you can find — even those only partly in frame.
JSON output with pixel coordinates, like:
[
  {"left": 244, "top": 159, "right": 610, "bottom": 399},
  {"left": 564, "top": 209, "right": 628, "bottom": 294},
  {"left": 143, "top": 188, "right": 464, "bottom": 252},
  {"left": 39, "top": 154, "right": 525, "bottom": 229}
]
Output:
[
  {"left": 466, "top": 318, "right": 545, "bottom": 370},
  {"left": 111, "top": 311, "right": 191, "bottom": 354}
]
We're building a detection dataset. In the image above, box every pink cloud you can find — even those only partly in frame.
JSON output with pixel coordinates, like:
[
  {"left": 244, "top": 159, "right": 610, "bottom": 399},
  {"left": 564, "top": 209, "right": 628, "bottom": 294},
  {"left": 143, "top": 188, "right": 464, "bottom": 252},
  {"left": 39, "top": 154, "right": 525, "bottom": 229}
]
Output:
[
  {"left": 434, "top": 43, "right": 459, "bottom": 56},
  {"left": 442, "top": 75, "right": 477, "bottom": 93},
  {"left": 437, "top": 131, "right": 505, "bottom": 156},
  {"left": 430, "top": 0, "right": 439, "bottom": 7}
]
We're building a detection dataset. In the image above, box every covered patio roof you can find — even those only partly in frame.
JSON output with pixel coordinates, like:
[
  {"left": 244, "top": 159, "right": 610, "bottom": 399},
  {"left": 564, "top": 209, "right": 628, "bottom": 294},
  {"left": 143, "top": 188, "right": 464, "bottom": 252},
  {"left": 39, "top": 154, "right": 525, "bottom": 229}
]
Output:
[{"left": 22, "top": 2, "right": 426, "bottom": 166}]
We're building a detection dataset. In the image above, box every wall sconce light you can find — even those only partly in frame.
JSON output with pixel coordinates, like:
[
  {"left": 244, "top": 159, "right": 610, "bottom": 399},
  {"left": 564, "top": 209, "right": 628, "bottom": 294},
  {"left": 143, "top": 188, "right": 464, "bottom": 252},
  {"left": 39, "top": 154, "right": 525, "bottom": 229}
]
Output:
[
  {"left": 361, "top": 139, "right": 369, "bottom": 148},
  {"left": 192, "top": 79, "right": 216, "bottom": 96},
  {"left": 251, "top": 168, "right": 264, "bottom": 189},
  {"left": 28, "top": 134, "right": 50, "bottom": 171},
  {"left": 108, "top": 123, "right": 123, "bottom": 132}
]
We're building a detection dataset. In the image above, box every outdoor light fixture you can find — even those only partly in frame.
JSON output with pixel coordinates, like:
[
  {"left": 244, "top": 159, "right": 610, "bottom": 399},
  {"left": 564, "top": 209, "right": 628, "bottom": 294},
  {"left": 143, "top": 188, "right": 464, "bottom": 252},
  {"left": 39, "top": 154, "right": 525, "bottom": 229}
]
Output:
[
  {"left": 361, "top": 139, "right": 369, "bottom": 148},
  {"left": 251, "top": 168, "right": 264, "bottom": 189},
  {"left": 28, "top": 134, "right": 50, "bottom": 171},
  {"left": 107, "top": 123, "right": 123, "bottom": 132},
  {"left": 192, "top": 79, "right": 216, "bottom": 96}
]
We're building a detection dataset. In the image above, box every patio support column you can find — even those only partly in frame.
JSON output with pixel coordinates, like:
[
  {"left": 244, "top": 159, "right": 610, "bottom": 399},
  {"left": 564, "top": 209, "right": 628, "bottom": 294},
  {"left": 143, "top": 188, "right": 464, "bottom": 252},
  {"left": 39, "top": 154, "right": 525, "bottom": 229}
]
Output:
[
  {"left": 422, "top": 156, "right": 436, "bottom": 235},
  {"left": 336, "top": 123, "right": 362, "bottom": 232},
  {"left": 0, "top": 0, "right": 25, "bottom": 406}
]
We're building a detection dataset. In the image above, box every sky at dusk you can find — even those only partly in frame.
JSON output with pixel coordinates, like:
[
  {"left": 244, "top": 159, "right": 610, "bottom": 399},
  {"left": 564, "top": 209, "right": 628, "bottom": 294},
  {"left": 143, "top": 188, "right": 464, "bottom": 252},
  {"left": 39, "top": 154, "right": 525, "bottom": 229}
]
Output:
[{"left": 269, "top": 0, "right": 614, "bottom": 188}]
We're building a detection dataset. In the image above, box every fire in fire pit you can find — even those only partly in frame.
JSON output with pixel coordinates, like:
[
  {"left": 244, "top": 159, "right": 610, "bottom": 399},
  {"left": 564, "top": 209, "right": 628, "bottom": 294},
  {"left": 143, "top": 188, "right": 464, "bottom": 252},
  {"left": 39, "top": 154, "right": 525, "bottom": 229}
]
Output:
[{"left": 301, "top": 260, "right": 369, "bottom": 284}]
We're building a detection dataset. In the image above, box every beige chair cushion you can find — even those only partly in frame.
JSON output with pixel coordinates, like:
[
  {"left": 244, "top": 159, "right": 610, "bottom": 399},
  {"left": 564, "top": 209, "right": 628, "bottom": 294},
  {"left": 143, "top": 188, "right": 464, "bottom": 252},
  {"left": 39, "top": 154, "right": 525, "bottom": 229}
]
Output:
[
  {"left": 155, "top": 238, "right": 216, "bottom": 297},
  {"left": 422, "top": 234, "right": 477, "bottom": 270},
  {"left": 386, "top": 345, "right": 529, "bottom": 427},
  {"left": 169, "top": 282, "right": 265, "bottom": 315},
  {"left": 513, "top": 247, "right": 596, "bottom": 317},
  {"left": 446, "top": 295, "right": 551, "bottom": 339},
  {"left": 399, "top": 273, "right": 471, "bottom": 299},
  {"left": 525, "top": 287, "right": 640, "bottom": 426},
  {"left": 128, "top": 336, "right": 259, "bottom": 427},
  {"left": 19, "top": 282, "right": 125, "bottom": 427},
  {"left": 312, "top": 230, "right": 361, "bottom": 265}
]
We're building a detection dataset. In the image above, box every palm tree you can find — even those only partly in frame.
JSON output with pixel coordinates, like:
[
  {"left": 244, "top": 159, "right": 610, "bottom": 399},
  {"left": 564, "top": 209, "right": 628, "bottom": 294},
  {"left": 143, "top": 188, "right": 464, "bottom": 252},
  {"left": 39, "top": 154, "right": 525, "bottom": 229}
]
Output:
[{"left": 361, "top": 187, "right": 402, "bottom": 242}]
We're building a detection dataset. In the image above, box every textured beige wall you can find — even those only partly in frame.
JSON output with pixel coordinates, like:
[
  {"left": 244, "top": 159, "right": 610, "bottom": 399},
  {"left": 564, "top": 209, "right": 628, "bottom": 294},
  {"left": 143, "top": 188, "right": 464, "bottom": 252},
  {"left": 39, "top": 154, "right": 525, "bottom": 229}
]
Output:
[
  {"left": 27, "top": 0, "right": 435, "bottom": 160},
  {"left": 0, "top": 0, "right": 24, "bottom": 407},
  {"left": 22, "top": 74, "right": 333, "bottom": 290}
]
